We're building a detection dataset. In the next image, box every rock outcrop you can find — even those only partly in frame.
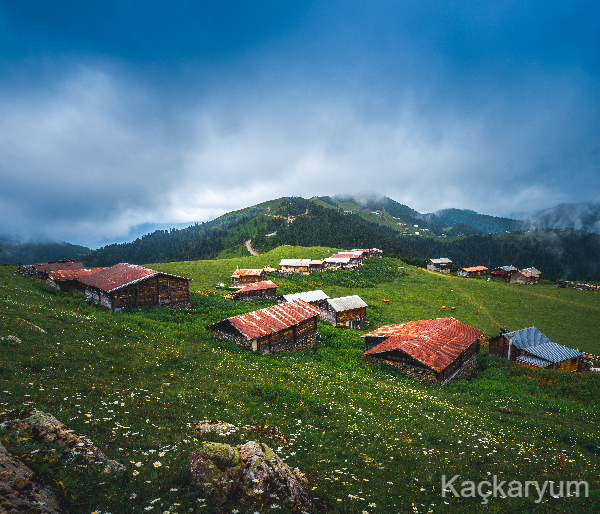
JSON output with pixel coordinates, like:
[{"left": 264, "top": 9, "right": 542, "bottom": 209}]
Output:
[
  {"left": 189, "top": 441, "right": 311, "bottom": 511},
  {"left": 1, "top": 409, "right": 125, "bottom": 474},
  {"left": 0, "top": 442, "right": 62, "bottom": 514}
]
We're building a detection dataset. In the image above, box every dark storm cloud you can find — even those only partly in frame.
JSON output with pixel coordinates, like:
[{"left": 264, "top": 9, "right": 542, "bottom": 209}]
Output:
[{"left": 1, "top": 1, "right": 599, "bottom": 247}]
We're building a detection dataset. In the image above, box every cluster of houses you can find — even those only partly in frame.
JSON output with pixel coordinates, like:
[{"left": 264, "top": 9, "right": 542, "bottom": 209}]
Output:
[
  {"left": 278, "top": 248, "right": 383, "bottom": 274},
  {"left": 427, "top": 258, "right": 542, "bottom": 284},
  {"left": 17, "top": 260, "right": 191, "bottom": 311}
]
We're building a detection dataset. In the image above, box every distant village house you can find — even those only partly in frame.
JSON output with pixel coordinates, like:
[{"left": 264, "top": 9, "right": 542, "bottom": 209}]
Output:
[
  {"left": 18, "top": 260, "right": 84, "bottom": 280},
  {"left": 457, "top": 266, "right": 488, "bottom": 278},
  {"left": 231, "top": 280, "right": 277, "bottom": 301},
  {"left": 46, "top": 268, "right": 103, "bottom": 293},
  {"left": 426, "top": 258, "right": 452, "bottom": 273},
  {"left": 279, "top": 259, "right": 311, "bottom": 274},
  {"left": 206, "top": 299, "right": 320, "bottom": 353},
  {"left": 231, "top": 268, "right": 265, "bottom": 285}
]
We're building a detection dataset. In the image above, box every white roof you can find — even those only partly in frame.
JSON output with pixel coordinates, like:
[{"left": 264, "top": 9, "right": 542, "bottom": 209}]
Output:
[
  {"left": 282, "top": 290, "right": 330, "bottom": 303},
  {"left": 429, "top": 258, "right": 452, "bottom": 264},
  {"left": 279, "top": 259, "right": 312, "bottom": 267},
  {"left": 327, "top": 295, "right": 368, "bottom": 312},
  {"left": 324, "top": 257, "right": 351, "bottom": 264}
]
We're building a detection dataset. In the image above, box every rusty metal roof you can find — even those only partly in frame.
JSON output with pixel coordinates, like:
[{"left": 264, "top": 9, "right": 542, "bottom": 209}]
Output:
[
  {"left": 77, "top": 263, "right": 189, "bottom": 293},
  {"left": 208, "top": 299, "right": 321, "bottom": 340},
  {"left": 231, "top": 268, "right": 264, "bottom": 277},
  {"left": 363, "top": 317, "right": 483, "bottom": 372},
  {"left": 361, "top": 323, "right": 408, "bottom": 338},
  {"left": 234, "top": 280, "right": 278, "bottom": 293},
  {"left": 331, "top": 253, "right": 361, "bottom": 259},
  {"left": 47, "top": 268, "right": 104, "bottom": 281},
  {"left": 34, "top": 261, "right": 85, "bottom": 272},
  {"left": 327, "top": 295, "right": 368, "bottom": 312},
  {"left": 461, "top": 266, "right": 488, "bottom": 272}
]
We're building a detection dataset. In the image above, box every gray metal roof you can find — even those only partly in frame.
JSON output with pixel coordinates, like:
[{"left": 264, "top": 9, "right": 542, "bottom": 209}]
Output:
[
  {"left": 279, "top": 259, "right": 312, "bottom": 267},
  {"left": 516, "top": 354, "right": 551, "bottom": 368},
  {"left": 327, "top": 295, "right": 368, "bottom": 312},
  {"left": 324, "top": 257, "right": 351, "bottom": 264},
  {"left": 428, "top": 258, "right": 452, "bottom": 264},
  {"left": 282, "top": 290, "right": 330, "bottom": 303},
  {"left": 505, "top": 326, "right": 582, "bottom": 363}
]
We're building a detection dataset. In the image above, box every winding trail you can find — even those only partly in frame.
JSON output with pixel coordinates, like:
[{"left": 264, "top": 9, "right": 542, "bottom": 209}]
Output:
[{"left": 245, "top": 239, "right": 259, "bottom": 256}]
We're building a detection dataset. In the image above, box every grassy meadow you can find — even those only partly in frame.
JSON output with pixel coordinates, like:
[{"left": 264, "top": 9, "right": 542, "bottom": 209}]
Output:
[{"left": 1, "top": 248, "right": 600, "bottom": 514}]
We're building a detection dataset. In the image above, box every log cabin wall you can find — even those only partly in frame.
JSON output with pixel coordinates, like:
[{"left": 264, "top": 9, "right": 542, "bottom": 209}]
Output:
[
  {"left": 489, "top": 335, "right": 510, "bottom": 358},
  {"left": 256, "top": 317, "right": 318, "bottom": 353}
]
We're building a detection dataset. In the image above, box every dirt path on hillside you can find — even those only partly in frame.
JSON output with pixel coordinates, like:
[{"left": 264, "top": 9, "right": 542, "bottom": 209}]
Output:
[{"left": 245, "top": 239, "right": 259, "bottom": 256}]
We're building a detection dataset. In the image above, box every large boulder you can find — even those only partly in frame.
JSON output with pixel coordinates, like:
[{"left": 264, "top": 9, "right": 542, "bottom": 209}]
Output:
[
  {"left": 188, "top": 443, "right": 242, "bottom": 504},
  {"left": 189, "top": 441, "right": 312, "bottom": 511},
  {"left": 1, "top": 409, "right": 125, "bottom": 474},
  {"left": 0, "top": 442, "right": 62, "bottom": 514}
]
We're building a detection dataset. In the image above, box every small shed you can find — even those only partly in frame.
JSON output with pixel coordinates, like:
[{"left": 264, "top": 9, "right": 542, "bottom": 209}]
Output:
[
  {"left": 426, "top": 258, "right": 452, "bottom": 272},
  {"left": 231, "top": 268, "right": 265, "bottom": 285},
  {"left": 232, "top": 280, "right": 278, "bottom": 301},
  {"left": 457, "top": 266, "right": 488, "bottom": 278},
  {"left": 489, "top": 327, "right": 583, "bottom": 371},
  {"left": 362, "top": 317, "right": 483, "bottom": 383},
  {"left": 206, "top": 299, "right": 321, "bottom": 353},
  {"left": 46, "top": 268, "right": 103, "bottom": 293},
  {"left": 77, "top": 263, "right": 190, "bottom": 311},
  {"left": 282, "top": 290, "right": 330, "bottom": 310},
  {"left": 491, "top": 265, "right": 519, "bottom": 281},
  {"left": 321, "top": 295, "right": 368, "bottom": 328},
  {"left": 279, "top": 259, "right": 312, "bottom": 273}
]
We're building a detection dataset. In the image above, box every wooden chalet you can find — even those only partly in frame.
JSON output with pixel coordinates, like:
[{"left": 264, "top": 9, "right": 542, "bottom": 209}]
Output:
[
  {"left": 206, "top": 299, "right": 321, "bottom": 353},
  {"left": 232, "top": 280, "right": 277, "bottom": 301},
  {"left": 457, "top": 266, "right": 488, "bottom": 278},
  {"left": 309, "top": 260, "right": 325, "bottom": 273},
  {"left": 347, "top": 248, "right": 383, "bottom": 258},
  {"left": 18, "top": 260, "right": 84, "bottom": 280},
  {"left": 362, "top": 318, "right": 484, "bottom": 384},
  {"left": 77, "top": 263, "right": 190, "bottom": 311},
  {"left": 279, "top": 259, "right": 311, "bottom": 274},
  {"left": 321, "top": 295, "right": 368, "bottom": 328},
  {"left": 323, "top": 257, "right": 352, "bottom": 269},
  {"left": 331, "top": 252, "right": 363, "bottom": 266},
  {"left": 426, "top": 258, "right": 452, "bottom": 273},
  {"left": 489, "top": 327, "right": 583, "bottom": 371},
  {"left": 520, "top": 267, "right": 541, "bottom": 284},
  {"left": 231, "top": 268, "right": 265, "bottom": 285},
  {"left": 490, "top": 265, "right": 519, "bottom": 281},
  {"left": 46, "top": 268, "right": 103, "bottom": 293},
  {"left": 281, "top": 290, "right": 330, "bottom": 310}
]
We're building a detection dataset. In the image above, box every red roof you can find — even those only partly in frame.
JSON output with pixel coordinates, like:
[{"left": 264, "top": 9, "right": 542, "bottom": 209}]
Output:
[
  {"left": 211, "top": 299, "right": 320, "bottom": 340},
  {"left": 47, "top": 268, "right": 104, "bottom": 280},
  {"left": 362, "top": 323, "right": 409, "bottom": 339},
  {"left": 77, "top": 263, "right": 188, "bottom": 293},
  {"left": 34, "top": 261, "right": 84, "bottom": 272},
  {"left": 331, "top": 253, "right": 361, "bottom": 259},
  {"left": 231, "top": 268, "right": 263, "bottom": 277},
  {"left": 235, "top": 280, "right": 278, "bottom": 293},
  {"left": 363, "top": 317, "right": 483, "bottom": 372},
  {"left": 461, "top": 266, "right": 488, "bottom": 272}
]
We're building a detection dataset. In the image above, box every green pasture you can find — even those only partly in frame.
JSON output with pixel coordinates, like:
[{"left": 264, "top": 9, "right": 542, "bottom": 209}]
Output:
[{"left": 1, "top": 255, "right": 600, "bottom": 514}]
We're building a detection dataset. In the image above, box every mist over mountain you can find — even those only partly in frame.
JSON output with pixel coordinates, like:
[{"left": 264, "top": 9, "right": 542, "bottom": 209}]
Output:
[
  {"left": 528, "top": 203, "right": 600, "bottom": 234},
  {"left": 0, "top": 237, "right": 91, "bottom": 265}
]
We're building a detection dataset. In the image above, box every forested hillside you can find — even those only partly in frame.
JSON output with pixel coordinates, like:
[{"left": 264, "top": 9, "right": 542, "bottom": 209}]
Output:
[{"left": 0, "top": 239, "right": 91, "bottom": 265}]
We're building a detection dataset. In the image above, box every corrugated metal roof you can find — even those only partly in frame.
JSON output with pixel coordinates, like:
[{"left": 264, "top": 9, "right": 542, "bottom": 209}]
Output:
[
  {"left": 516, "top": 354, "right": 550, "bottom": 368},
  {"left": 521, "top": 267, "right": 541, "bottom": 277},
  {"left": 492, "top": 265, "right": 518, "bottom": 273},
  {"left": 324, "top": 257, "right": 351, "bottom": 264},
  {"left": 331, "top": 253, "right": 361, "bottom": 259},
  {"left": 327, "top": 295, "right": 368, "bottom": 312},
  {"left": 208, "top": 299, "right": 321, "bottom": 340},
  {"left": 363, "top": 317, "right": 483, "bottom": 372},
  {"left": 279, "top": 259, "right": 312, "bottom": 267},
  {"left": 34, "top": 261, "right": 85, "bottom": 272},
  {"left": 461, "top": 266, "right": 488, "bottom": 272},
  {"left": 235, "top": 280, "right": 277, "bottom": 293},
  {"left": 429, "top": 258, "right": 452, "bottom": 264},
  {"left": 361, "top": 323, "right": 407, "bottom": 338},
  {"left": 505, "top": 326, "right": 582, "bottom": 363},
  {"left": 77, "top": 263, "right": 189, "bottom": 293},
  {"left": 232, "top": 269, "right": 264, "bottom": 277},
  {"left": 504, "top": 326, "right": 551, "bottom": 349},
  {"left": 47, "top": 268, "right": 104, "bottom": 280},
  {"left": 282, "top": 290, "right": 330, "bottom": 303}
]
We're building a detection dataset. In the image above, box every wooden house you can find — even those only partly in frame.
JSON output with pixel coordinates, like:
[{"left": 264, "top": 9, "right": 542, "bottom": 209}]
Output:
[
  {"left": 279, "top": 259, "right": 311, "bottom": 274},
  {"left": 331, "top": 252, "right": 364, "bottom": 266},
  {"left": 320, "top": 295, "right": 368, "bottom": 328},
  {"left": 362, "top": 318, "right": 483, "bottom": 384},
  {"left": 232, "top": 280, "right": 277, "bottom": 301},
  {"left": 491, "top": 265, "right": 519, "bottom": 281},
  {"left": 206, "top": 299, "right": 321, "bottom": 353},
  {"left": 18, "top": 260, "right": 84, "bottom": 280},
  {"left": 426, "top": 258, "right": 452, "bottom": 273},
  {"left": 46, "top": 268, "right": 103, "bottom": 293},
  {"left": 457, "top": 266, "right": 488, "bottom": 278},
  {"left": 520, "top": 267, "right": 541, "bottom": 284},
  {"left": 489, "top": 327, "right": 583, "bottom": 371},
  {"left": 231, "top": 268, "right": 265, "bottom": 285},
  {"left": 309, "top": 260, "right": 324, "bottom": 273},
  {"left": 77, "top": 263, "right": 190, "bottom": 311},
  {"left": 281, "top": 290, "right": 330, "bottom": 311},
  {"left": 323, "top": 257, "right": 352, "bottom": 269}
]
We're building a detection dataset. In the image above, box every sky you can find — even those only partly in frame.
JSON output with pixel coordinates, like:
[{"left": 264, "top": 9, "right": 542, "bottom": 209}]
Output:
[{"left": 1, "top": 1, "right": 599, "bottom": 248}]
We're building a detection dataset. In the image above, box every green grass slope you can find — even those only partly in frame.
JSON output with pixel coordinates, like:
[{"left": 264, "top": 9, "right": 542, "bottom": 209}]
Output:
[{"left": 1, "top": 257, "right": 599, "bottom": 514}]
